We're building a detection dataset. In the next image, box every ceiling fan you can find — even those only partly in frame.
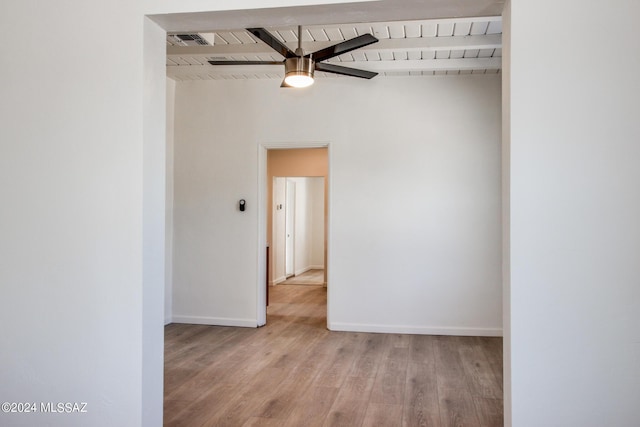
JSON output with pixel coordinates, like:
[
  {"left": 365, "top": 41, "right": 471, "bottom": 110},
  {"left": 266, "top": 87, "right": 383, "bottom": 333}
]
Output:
[{"left": 208, "top": 26, "right": 379, "bottom": 88}]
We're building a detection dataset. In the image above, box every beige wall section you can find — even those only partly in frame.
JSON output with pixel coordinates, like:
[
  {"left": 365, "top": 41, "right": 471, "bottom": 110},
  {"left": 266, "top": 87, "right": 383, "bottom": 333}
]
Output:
[
  {"left": 267, "top": 148, "right": 328, "bottom": 285},
  {"left": 268, "top": 148, "right": 328, "bottom": 176}
]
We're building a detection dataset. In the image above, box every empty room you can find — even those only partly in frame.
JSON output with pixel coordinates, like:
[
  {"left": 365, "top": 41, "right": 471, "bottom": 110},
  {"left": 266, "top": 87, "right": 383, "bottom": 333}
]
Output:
[
  {"left": 2, "top": 1, "right": 639, "bottom": 427},
  {"left": 164, "top": 7, "right": 502, "bottom": 427}
]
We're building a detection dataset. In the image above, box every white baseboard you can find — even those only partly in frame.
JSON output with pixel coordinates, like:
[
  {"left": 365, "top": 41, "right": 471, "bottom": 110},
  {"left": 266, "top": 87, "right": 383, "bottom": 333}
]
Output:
[
  {"left": 273, "top": 275, "right": 286, "bottom": 285},
  {"left": 309, "top": 264, "right": 324, "bottom": 270},
  {"left": 328, "top": 322, "right": 502, "bottom": 337},
  {"left": 171, "top": 315, "right": 257, "bottom": 328},
  {"left": 164, "top": 316, "right": 172, "bottom": 326}
]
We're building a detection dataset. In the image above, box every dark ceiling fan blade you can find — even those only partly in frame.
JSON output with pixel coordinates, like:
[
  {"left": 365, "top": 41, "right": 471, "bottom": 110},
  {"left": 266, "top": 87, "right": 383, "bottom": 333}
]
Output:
[
  {"left": 247, "top": 28, "right": 297, "bottom": 59},
  {"left": 308, "top": 34, "right": 378, "bottom": 62},
  {"left": 208, "top": 60, "right": 282, "bottom": 65},
  {"left": 315, "top": 62, "right": 378, "bottom": 79}
]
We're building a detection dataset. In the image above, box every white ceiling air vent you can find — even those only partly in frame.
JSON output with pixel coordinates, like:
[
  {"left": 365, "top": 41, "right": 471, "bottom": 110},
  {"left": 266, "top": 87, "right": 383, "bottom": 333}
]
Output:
[{"left": 167, "top": 33, "right": 213, "bottom": 46}]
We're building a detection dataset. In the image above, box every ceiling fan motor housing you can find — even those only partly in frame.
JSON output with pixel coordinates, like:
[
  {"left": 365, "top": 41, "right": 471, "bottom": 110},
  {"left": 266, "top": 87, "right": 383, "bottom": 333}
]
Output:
[
  {"left": 284, "top": 57, "right": 315, "bottom": 79},
  {"left": 284, "top": 56, "right": 315, "bottom": 87}
]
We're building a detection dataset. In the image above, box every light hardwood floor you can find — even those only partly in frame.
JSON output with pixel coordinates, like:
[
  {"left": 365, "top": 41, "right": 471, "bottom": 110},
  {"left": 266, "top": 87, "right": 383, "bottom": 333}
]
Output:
[
  {"left": 164, "top": 285, "right": 503, "bottom": 427},
  {"left": 281, "top": 269, "right": 324, "bottom": 286}
]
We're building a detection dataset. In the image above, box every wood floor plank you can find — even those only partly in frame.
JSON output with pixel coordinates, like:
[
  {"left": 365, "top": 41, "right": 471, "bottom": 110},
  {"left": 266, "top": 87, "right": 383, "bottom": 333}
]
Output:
[
  {"left": 323, "top": 376, "right": 375, "bottom": 427},
  {"left": 389, "top": 333, "right": 412, "bottom": 349},
  {"left": 362, "top": 403, "right": 403, "bottom": 427},
  {"left": 370, "top": 347, "right": 409, "bottom": 405},
  {"left": 163, "top": 285, "right": 504, "bottom": 427},
  {"left": 313, "top": 333, "right": 366, "bottom": 388},
  {"left": 200, "top": 367, "right": 290, "bottom": 427},
  {"left": 473, "top": 397, "right": 503, "bottom": 427},
  {"left": 410, "top": 334, "right": 437, "bottom": 366},
  {"left": 164, "top": 366, "right": 199, "bottom": 399},
  {"left": 164, "top": 383, "right": 237, "bottom": 427},
  {"left": 284, "top": 386, "right": 340, "bottom": 427},
  {"left": 403, "top": 406, "right": 442, "bottom": 427},
  {"left": 254, "top": 364, "right": 322, "bottom": 420},
  {"left": 349, "top": 333, "right": 387, "bottom": 378},
  {"left": 438, "top": 388, "right": 481, "bottom": 427},
  {"left": 255, "top": 388, "right": 300, "bottom": 419},
  {"left": 266, "top": 326, "right": 322, "bottom": 369},
  {"left": 403, "top": 362, "right": 441, "bottom": 427},
  {"left": 163, "top": 399, "right": 190, "bottom": 426},
  {"left": 242, "top": 417, "right": 285, "bottom": 427},
  {"left": 458, "top": 338, "right": 502, "bottom": 399},
  {"left": 477, "top": 337, "right": 503, "bottom": 391},
  {"left": 280, "top": 268, "right": 325, "bottom": 285},
  {"left": 170, "top": 338, "right": 288, "bottom": 403},
  {"left": 434, "top": 336, "right": 468, "bottom": 391}
]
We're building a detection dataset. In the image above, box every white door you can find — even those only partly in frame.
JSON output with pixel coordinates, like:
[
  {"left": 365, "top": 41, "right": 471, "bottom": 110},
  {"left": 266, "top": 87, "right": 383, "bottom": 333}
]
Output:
[{"left": 285, "top": 179, "right": 296, "bottom": 278}]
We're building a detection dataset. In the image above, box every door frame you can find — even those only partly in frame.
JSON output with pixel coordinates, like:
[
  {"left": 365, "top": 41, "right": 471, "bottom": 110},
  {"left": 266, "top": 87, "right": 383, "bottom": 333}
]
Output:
[
  {"left": 256, "top": 141, "right": 330, "bottom": 327},
  {"left": 284, "top": 178, "right": 296, "bottom": 278}
]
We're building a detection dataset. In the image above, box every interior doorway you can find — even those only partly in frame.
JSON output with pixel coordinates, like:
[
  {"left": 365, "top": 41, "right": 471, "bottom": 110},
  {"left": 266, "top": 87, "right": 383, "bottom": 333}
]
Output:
[
  {"left": 258, "top": 145, "right": 329, "bottom": 326},
  {"left": 272, "top": 176, "right": 325, "bottom": 286}
]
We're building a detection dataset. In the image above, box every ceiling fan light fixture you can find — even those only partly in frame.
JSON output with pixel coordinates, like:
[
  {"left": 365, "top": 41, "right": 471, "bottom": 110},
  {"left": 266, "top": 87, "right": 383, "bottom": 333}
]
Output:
[
  {"left": 284, "top": 57, "right": 315, "bottom": 88},
  {"left": 211, "top": 27, "right": 379, "bottom": 86}
]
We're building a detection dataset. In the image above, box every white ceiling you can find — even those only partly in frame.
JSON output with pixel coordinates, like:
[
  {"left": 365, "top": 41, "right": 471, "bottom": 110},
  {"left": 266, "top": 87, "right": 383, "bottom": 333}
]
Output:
[{"left": 158, "top": 0, "right": 504, "bottom": 82}]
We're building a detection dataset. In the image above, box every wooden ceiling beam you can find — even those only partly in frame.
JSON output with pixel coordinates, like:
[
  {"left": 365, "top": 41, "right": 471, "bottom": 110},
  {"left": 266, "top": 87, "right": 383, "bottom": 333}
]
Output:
[
  {"left": 166, "top": 57, "right": 501, "bottom": 78},
  {"left": 167, "top": 34, "right": 501, "bottom": 58}
]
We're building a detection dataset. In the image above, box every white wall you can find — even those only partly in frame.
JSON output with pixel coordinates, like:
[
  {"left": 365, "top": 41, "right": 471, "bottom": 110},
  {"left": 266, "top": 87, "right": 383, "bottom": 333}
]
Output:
[
  {"left": 0, "top": 1, "right": 391, "bottom": 426},
  {"left": 172, "top": 75, "right": 502, "bottom": 335},
  {"left": 272, "top": 177, "right": 287, "bottom": 284},
  {"left": 0, "top": 2, "right": 150, "bottom": 426},
  {"left": 501, "top": 0, "right": 512, "bottom": 425},
  {"left": 142, "top": 18, "right": 167, "bottom": 427},
  {"left": 309, "top": 178, "right": 325, "bottom": 268},
  {"left": 508, "top": 0, "right": 640, "bottom": 426},
  {"left": 291, "top": 177, "right": 324, "bottom": 274},
  {"left": 165, "top": 78, "right": 176, "bottom": 324},
  {"left": 292, "top": 177, "right": 310, "bottom": 275}
]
